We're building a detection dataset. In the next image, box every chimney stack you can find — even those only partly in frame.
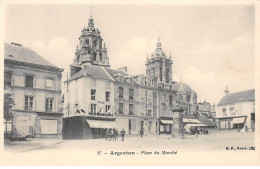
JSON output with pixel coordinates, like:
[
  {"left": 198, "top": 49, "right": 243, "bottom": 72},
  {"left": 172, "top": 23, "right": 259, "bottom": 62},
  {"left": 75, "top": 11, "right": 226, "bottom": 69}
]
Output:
[{"left": 117, "top": 66, "right": 128, "bottom": 73}]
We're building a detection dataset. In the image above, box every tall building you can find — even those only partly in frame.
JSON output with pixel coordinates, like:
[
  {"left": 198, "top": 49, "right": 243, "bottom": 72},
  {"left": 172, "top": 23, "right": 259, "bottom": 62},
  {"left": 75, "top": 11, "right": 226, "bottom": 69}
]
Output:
[
  {"left": 63, "top": 16, "right": 200, "bottom": 139},
  {"left": 70, "top": 16, "right": 110, "bottom": 77},
  {"left": 216, "top": 89, "right": 255, "bottom": 131},
  {"left": 146, "top": 38, "right": 173, "bottom": 84},
  {"left": 4, "top": 43, "right": 64, "bottom": 139}
]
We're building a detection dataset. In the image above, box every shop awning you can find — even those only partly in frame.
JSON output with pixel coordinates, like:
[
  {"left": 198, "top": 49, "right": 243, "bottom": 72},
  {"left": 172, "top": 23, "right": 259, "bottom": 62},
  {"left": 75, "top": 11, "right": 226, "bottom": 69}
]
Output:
[
  {"left": 188, "top": 119, "right": 201, "bottom": 123},
  {"left": 232, "top": 117, "right": 246, "bottom": 124},
  {"left": 183, "top": 118, "right": 190, "bottom": 123},
  {"left": 183, "top": 118, "right": 201, "bottom": 124},
  {"left": 187, "top": 123, "right": 207, "bottom": 127},
  {"left": 184, "top": 123, "right": 207, "bottom": 131},
  {"left": 86, "top": 119, "right": 118, "bottom": 129},
  {"left": 160, "top": 119, "right": 173, "bottom": 124}
]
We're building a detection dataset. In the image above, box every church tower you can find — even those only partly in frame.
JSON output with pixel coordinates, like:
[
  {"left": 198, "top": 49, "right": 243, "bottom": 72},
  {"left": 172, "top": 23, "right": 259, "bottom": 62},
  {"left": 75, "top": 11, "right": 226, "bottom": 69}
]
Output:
[
  {"left": 71, "top": 16, "right": 110, "bottom": 76},
  {"left": 145, "top": 38, "right": 173, "bottom": 84}
]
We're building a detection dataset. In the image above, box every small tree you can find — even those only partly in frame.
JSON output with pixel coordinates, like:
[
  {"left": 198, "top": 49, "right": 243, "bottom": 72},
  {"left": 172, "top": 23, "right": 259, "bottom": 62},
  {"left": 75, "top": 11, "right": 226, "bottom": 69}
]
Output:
[
  {"left": 4, "top": 93, "right": 14, "bottom": 138},
  {"left": 4, "top": 93, "right": 14, "bottom": 120}
]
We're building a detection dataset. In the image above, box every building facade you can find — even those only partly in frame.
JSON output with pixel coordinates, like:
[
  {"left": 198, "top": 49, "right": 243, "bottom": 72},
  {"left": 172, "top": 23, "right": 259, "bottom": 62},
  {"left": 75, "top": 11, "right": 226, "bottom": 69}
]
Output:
[
  {"left": 4, "top": 43, "right": 64, "bottom": 139},
  {"left": 62, "top": 16, "right": 199, "bottom": 139},
  {"left": 216, "top": 89, "right": 255, "bottom": 131}
]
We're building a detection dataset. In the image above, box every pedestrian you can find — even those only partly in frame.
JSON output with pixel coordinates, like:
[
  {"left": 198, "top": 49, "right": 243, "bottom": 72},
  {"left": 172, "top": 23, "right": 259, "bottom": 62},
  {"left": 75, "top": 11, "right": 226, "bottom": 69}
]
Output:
[
  {"left": 140, "top": 130, "right": 143, "bottom": 138},
  {"left": 120, "top": 128, "right": 126, "bottom": 141},
  {"left": 105, "top": 128, "right": 110, "bottom": 141},
  {"left": 109, "top": 128, "right": 114, "bottom": 141},
  {"left": 113, "top": 128, "right": 118, "bottom": 141}
]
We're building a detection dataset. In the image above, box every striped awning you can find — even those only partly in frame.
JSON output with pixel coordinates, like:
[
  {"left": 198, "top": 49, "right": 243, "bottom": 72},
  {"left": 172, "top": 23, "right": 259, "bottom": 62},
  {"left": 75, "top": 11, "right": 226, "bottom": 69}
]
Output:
[
  {"left": 160, "top": 119, "right": 173, "bottom": 124},
  {"left": 86, "top": 119, "right": 118, "bottom": 129}
]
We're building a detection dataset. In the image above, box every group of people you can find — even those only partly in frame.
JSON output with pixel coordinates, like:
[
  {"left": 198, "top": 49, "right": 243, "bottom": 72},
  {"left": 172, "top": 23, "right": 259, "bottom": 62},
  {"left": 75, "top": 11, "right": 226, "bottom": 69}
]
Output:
[{"left": 105, "top": 128, "right": 126, "bottom": 141}]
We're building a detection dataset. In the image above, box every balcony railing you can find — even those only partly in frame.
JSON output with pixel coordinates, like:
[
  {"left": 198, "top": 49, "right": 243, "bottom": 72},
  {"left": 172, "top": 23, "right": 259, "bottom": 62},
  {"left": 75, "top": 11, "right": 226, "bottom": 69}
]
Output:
[{"left": 88, "top": 112, "right": 114, "bottom": 117}]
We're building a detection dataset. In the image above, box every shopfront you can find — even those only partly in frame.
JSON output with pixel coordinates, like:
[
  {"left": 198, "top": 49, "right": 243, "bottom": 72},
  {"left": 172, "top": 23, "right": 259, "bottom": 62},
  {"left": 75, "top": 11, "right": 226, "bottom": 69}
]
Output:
[{"left": 62, "top": 116, "right": 118, "bottom": 140}]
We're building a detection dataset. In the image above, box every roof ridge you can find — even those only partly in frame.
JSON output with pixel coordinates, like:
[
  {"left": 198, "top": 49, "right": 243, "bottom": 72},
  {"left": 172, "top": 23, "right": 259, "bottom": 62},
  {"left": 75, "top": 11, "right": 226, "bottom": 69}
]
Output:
[{"left": 102, "top": 67, "right": 115, "bottom": 81}]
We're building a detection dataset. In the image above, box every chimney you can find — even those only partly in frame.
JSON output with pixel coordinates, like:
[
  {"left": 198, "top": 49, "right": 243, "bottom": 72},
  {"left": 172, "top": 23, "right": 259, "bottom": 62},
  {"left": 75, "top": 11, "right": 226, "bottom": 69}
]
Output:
[
  {"left": 117, "top": 66, "right": 127, "bottom": 73},
  {"left": 224, "top": 86, "right": 229, "bottom": 95}
]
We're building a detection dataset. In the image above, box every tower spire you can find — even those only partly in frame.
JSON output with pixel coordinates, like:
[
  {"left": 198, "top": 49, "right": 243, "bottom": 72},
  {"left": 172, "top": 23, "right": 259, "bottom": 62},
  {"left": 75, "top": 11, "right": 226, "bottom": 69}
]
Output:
[
  {"left": 156, "top": 36, "right": 161, "bottom": 49},
  {"left": 90, "top": 6, "right": 92, "bottom": 17}
]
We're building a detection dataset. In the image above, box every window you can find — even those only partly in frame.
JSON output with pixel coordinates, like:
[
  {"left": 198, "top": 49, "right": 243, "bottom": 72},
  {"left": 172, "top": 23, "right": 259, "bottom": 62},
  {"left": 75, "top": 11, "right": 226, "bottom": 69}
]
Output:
[
  {"left": 46, "top": 78, "right": 54, "bottom": 90},
  {"left": 129, "top": 78, "right": 133, "bottom": 84},
  {"left": 119, "top": 103, "right": 123, "bottom": 114},
  {"left": 4, "top": 72, "right": 12, "bottom": 86},
  {"left": 129, "top": 89, "right": 134, "bottom": 100},
  {"left": 106, "top": 91, "right": 110, "bottom": 102},
  {"left": 186, "top": 95, "right": 190, "bottom": 102},
  {"left": 147, "top": 110, "right": 152, "bottom": 117},
  {"left": 91, "top": 89, "right": 96, "bottom": 100},
  {"left": 160, "top": 67, "right": 162, "bottom": 81},
  {"left": 25, "top": 75, "right": 34, "bottom": 88},
  {"left": 25, "top": 96, "right": 33, "bottom": 111},
  {"left": 119, "top": 87, "right": 123, "bottom": 99},
  {"left": 166, "top": 68, "right": 170, "bottom": 83},
  {"left": 169, "top": 95, "right": 173, "bottom": 105},
  {"left": 230, "top": 107, "right": 235, "bottom": 116},
  {"left": 100, "top": 54, "right": 102, "bottom": 61},
  {"left": 85, "top": 38, "right": 89, "bottom": 45},
  {"left": 106, "top": 105, "right": 111, "bottom": 113},
  {"left": 93, "top": 52, "right": 97, "bottom": 61},
  {"left": 93, "top": 40, "right": 97, "bottom": 47},
  {"left": 91, "top": 104, "right": 96, "bottom": 113},
  {"left": 46, "top": 98, "right": 54, "bottom": 112},
  {"left": 129, "top": 104, "right": 134, "bottom": 115}
]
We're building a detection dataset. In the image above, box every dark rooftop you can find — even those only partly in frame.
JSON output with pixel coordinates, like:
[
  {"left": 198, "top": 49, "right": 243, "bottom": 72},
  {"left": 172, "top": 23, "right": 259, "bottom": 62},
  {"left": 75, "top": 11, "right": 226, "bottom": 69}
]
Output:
[
  {"left": 105, "top": 68, "right": 129, "bottom": 81},
  {"left": 4, "top": 43, "right": 62, "bottom": 71},
  {"left": 69, "top": 65, "right": 114, "bottom": 81},
  {"left": 217, "top": 89, "right": 255, "bottom": 106}
]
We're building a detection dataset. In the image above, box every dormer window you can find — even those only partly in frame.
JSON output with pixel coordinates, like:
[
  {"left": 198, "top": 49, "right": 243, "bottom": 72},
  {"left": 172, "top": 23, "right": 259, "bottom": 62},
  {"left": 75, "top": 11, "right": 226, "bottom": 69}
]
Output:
[
  {"left": 129, "top": 78, "right": 133, "bottom": 84},
  {"left": 115, "top": 74, "right": 124, "bottom": 82}
]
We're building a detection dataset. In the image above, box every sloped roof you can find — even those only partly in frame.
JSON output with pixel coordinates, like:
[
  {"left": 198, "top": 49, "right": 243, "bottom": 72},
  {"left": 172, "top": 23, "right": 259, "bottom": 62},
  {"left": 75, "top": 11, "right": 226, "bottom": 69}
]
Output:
[
  {"left": 194, "top": 112, "right": 216, "bottom": 126},
  {"left": 218, "top": 89, "right": 255, "bottom": 106},
  {"left": 4, "top": 43, "right": 62, "bottom": 70},
  {"left": 69, "top": 65, "right": 113, "bottom": 81},
  {"left": 105, "top": 68, "right": 129, "bottom": 81}
]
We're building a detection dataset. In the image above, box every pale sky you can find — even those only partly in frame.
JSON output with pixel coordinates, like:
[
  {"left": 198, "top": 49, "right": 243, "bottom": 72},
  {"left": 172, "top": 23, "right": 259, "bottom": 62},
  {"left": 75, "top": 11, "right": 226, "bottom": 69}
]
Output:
[{"left": 3, "top": 4, "right": 255, "bottom": 105}]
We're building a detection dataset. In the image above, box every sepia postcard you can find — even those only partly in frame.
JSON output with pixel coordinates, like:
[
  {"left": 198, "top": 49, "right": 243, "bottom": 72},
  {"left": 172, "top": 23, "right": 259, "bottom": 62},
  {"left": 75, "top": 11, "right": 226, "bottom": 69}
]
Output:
[{"left": 0, "top": 0, "right": 260, "bottom": 166}]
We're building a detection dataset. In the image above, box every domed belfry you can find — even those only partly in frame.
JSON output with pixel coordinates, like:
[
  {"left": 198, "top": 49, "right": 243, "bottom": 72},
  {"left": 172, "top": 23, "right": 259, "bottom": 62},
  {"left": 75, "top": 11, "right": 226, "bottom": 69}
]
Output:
[
  {"left": 71, "top": 16, "right": 110, "bottom": 75},
  {"left": 145, "top": 37, "right": 173, "bottom": 84}
]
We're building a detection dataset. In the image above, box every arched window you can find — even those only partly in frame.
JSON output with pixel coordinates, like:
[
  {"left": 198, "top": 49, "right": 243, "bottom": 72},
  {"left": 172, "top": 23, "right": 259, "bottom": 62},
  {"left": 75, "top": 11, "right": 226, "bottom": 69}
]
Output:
[
  {"left": 93, "top": 40, "right": 97, "bottom": 47},
  {"left": 85, "top": 38, "right": 89, "bottom": 45}
]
